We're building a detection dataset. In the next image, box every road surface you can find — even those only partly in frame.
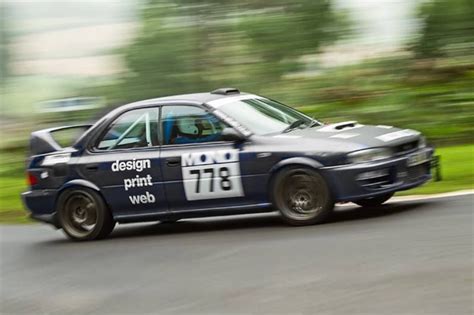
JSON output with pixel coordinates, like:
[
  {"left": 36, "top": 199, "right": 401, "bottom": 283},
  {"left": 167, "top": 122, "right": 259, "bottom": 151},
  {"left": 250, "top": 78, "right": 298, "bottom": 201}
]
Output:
[{"left": 1, "top": 194, "right": 473, "bottom": 314}]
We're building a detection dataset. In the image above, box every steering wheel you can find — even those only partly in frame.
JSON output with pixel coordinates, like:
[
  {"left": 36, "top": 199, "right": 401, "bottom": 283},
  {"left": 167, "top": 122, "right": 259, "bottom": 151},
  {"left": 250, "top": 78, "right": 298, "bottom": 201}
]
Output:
[{"left": 194, "top": 119, "right": 205, "bottom": 138}]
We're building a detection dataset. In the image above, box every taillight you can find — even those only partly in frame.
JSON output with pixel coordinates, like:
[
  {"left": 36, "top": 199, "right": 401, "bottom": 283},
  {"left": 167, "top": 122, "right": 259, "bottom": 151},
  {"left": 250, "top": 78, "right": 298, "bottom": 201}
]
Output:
[{"left": 27, "top": 172, "right": 38, "bottom": 186}]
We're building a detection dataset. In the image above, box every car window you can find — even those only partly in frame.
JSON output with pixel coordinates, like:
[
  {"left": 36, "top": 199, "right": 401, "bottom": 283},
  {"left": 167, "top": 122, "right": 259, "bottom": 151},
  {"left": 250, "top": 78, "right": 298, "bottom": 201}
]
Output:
[
  {"left": 161, "top": 106, "right": 228, "bottom": 145},
  {"left": 216, "top": 98, "right": 316, "bottom": 135},
  {"left": 96, "top": 108, "right": 159, "bottom": 150}
]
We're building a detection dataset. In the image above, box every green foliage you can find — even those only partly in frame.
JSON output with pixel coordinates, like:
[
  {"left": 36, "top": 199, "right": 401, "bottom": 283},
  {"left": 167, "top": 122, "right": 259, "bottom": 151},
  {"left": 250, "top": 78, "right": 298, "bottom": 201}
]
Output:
[
  {"left": 414, "top": 0, "right": 474, "bottom": 58},
  {"left": 2, "top": 0, "right": 472, "bottom": 149},
  {"left": 0, "top": 3, "right": 11, "bottom": 82},
  {"left": 240, "top": 1, "right": 344, "bottom": 80},
  {"left": 288, "top": 57, "right": 474, "bottom": 144},
  {"left": 102, "top": 0, "right": 346, "bottom": 104}
]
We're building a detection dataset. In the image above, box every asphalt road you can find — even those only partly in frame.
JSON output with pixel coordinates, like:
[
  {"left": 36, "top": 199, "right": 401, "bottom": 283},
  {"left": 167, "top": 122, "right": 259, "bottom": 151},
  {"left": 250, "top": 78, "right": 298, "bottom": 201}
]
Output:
[{"left": 1, "top": 194, "right": 473, "bottom": 314}]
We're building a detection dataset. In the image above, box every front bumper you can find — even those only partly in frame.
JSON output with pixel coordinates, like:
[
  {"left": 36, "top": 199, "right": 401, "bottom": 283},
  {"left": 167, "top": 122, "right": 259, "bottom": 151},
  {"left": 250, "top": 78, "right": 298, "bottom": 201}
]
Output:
[{"left": 322, "top": 147, "right": 434, "bottom": 202}]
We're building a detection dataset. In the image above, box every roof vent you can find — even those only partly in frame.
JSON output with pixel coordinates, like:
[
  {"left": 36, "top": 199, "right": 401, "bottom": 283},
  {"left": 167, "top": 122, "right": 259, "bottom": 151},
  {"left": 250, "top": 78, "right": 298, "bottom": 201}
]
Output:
[{"left": 211, "top": 87, "right": 240, "bottom": 95}]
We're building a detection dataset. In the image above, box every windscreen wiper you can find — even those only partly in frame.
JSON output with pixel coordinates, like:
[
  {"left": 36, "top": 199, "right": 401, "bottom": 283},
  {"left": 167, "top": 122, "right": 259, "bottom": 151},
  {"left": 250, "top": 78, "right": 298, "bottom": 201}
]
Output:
[
  {"left": 308, "top": 120, "right": 322, "bottom": 128},
  {"left": 282, "top": 120, "right": 307, "bottom": 133}
]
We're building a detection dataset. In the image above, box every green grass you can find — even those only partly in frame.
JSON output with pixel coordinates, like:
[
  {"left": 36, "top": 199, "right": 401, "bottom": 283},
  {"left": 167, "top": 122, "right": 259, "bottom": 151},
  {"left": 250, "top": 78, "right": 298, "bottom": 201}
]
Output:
[
  {"left": 396, "top": 144, "right": 473, "bottom": 195},
  {"left": 0, "top": 144, "right": 472, "bottom": 224},
  {"left": 0, "top": 177, "right": 32, "bottom": 224}
]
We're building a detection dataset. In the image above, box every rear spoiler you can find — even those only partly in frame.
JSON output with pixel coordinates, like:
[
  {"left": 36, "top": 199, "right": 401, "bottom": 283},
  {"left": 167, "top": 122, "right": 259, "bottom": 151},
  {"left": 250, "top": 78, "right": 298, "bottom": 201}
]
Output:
[{"left": 29, "top": 124, "right": 92, "bottom": 155}]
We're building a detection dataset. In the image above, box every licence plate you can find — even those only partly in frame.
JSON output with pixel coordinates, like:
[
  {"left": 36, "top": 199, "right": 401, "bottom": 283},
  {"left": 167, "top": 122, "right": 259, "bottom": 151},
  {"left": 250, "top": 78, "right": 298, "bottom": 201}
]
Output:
[{"left": 407, "top": 151, "right": 430, "bottom": 167}]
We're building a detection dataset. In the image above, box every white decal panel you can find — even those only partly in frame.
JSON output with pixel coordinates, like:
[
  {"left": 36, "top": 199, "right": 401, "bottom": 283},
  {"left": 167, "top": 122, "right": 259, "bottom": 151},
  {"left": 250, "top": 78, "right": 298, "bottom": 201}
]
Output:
[
  {"left": 181, "top": 150, "right": 244, "bottom": 201},
  {"left": 330, "top": 133, "right": 359, "bottom": 139},
  {"left": 376, "top": 129, "right": 419, "bottom": 142},
  {"left": 42, "top": 153, "right": 71, "bottom": 166},
  {"left": 111, "top": 158, "right": 156, "bottom": 205}
]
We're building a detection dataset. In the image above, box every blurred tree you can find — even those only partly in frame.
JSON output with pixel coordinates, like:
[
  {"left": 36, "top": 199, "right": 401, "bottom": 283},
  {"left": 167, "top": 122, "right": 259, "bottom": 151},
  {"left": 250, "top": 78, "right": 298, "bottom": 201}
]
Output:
[
  {"left": 107, "top": 2, "right": 209, "bottom": 102},
  {"left": 414, "top": 0, "right": 474, "bottom": 58},
  {"left": 105, "top": 0, "right": 347, "bottom": 103},
  {"left": 239, "top": 0, "right": 346, "bottom": 82},
  {"left": 0, "top": 3, "right": 11, "bottom": 82}
]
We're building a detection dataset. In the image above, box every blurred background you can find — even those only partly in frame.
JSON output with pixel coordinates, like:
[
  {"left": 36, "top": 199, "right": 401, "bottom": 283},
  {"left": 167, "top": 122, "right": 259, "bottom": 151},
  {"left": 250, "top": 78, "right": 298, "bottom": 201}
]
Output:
[{"left": 0, "top": 0, "right": 472, "bottom": 223}]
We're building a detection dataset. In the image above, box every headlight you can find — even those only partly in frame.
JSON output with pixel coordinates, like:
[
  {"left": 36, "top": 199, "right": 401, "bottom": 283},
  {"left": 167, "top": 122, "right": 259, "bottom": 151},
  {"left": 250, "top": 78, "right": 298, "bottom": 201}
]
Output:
[
  {"left": 418, "top": 136, "right": 427, "bottom": 149},
  {"left": 348, "top": 148, "right": 392, "bottom": 164}
]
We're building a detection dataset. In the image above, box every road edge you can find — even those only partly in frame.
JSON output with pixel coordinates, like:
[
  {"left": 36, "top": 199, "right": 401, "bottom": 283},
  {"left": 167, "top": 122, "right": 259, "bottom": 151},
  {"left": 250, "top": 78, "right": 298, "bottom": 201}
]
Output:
[
  {"left": 391, "top": 189, "right": 474, "bottom": 202},
  {"left": 1, "top": 190, "right": 473, "bottom": 225}
]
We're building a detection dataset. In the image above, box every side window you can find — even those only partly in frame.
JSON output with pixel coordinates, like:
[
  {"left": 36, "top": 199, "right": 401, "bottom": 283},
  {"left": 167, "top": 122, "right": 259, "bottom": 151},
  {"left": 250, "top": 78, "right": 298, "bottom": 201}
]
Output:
[
  {"left": 96, "top": 108, "right": 159, "bottom": 150},
  {"left": 161, "top": 106, "right": 228, "bottom": 145}
]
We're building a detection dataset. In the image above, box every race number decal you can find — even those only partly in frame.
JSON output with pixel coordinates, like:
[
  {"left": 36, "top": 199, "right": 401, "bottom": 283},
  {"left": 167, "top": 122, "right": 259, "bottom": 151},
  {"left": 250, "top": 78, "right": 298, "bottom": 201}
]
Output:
[{"left": 181, "top": 150, "right": 244, "bottom": 201}]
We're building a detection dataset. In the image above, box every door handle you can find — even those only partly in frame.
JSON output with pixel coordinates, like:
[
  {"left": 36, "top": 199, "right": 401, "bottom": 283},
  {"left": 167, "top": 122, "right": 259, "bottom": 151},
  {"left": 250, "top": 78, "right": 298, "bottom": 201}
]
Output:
[
  {"left": 166, "top": 157, "right": 181, "bottom": 167},
  {"left": 85, "top": 163, "right": 99, "bottom": 172}
]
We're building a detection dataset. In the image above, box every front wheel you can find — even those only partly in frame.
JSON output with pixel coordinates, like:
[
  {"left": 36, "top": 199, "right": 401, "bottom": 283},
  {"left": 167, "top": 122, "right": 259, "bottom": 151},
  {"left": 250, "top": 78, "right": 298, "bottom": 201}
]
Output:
[
  {"left": 272, "top": 167, "right": 334, "bottom": 226},
  {"left": 57, "top": 188, "right": 115, "bottom": 241},
  {"left": 353, "top": 192, "right": 394, "bottom": 208}
]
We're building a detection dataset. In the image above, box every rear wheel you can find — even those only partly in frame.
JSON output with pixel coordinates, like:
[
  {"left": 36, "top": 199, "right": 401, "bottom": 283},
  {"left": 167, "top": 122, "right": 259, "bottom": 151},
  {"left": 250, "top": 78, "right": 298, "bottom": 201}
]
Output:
[
  {"left": 272, "top": 167, "right": 334, "bottom": 226},
  {"left": 353, "top": 192, "right": 394, "bottom": 207},
  {"left": 57, "top": 188, "right": 115, "bottom": 241}
]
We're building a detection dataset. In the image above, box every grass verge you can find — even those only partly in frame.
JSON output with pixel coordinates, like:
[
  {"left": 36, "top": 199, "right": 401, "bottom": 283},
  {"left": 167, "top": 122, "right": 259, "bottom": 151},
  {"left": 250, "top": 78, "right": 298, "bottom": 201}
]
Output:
[
  {"left": 396, "top": 144, "right": 473, "bottom": 195},
  {"left": 0, "top": 144, "right": 472, "bottom": 224}
]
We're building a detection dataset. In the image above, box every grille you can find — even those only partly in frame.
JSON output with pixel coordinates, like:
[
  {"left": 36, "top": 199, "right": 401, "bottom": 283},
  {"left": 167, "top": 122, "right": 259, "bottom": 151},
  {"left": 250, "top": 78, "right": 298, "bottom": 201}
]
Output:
[
  {"left": 407, "top": 164, "right": 428, "bottom": 181},
  {"left": 357, "top": 168, "right": 394, "bottom": 190},
  {"left": 394, "top": 140, "right": 419, "bottom": 155}
]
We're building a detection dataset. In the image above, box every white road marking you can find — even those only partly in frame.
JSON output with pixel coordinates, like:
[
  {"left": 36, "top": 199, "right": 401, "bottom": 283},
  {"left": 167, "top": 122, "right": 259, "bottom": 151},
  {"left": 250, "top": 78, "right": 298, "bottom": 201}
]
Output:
[
  {"left": 390, "top": 189, "right": 474, "bottom": 202},
  {"left": 338, "top": 189, "right": 474, "bottom": 207}
]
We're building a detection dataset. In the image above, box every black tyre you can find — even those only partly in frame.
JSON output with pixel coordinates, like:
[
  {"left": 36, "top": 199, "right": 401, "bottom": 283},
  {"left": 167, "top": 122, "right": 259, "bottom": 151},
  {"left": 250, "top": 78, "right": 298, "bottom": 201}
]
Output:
[
  {"left": 57, "top": 188, "right": 115, "bottom": 241},
  {"left": 159, "top": 219, "right": 179, "bottom": 224},
  {"left": 272, "top": 167, "right": 334, "bottom": 226},
  {"left": 353, "top": 192, "right": 394, "bottom": 208}
]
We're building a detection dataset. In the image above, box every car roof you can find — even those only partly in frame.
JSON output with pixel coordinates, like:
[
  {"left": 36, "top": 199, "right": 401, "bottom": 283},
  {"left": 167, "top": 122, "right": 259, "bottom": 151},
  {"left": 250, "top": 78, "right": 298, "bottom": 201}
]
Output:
[
  {"left": 99, "top": 88, "right": 260, "bottom": 122},
  {"left": 129, "top": 92, "right": 226, "bottom": 106},
  {"left": 121, "top": 89, "right": 256, "bottom": 109}
]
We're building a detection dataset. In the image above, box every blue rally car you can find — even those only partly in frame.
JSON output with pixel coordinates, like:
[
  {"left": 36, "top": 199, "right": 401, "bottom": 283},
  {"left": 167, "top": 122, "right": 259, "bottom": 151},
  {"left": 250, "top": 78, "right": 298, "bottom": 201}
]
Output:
[{"left": 22, "top": 88, "right": 435, "bottom": 240}]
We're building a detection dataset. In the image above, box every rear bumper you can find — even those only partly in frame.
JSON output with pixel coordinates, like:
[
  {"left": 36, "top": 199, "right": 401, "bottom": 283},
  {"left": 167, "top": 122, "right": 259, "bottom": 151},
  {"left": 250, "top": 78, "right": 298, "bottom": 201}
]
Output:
[
  {"left": 322, "top": 147, "right": 434, "bottom": 202},
  {"left": 21, "top": 190, "right": 60, "bottom": 227},
  {"left": 30, "top": 213, "right": 60, "bottom": 228}
]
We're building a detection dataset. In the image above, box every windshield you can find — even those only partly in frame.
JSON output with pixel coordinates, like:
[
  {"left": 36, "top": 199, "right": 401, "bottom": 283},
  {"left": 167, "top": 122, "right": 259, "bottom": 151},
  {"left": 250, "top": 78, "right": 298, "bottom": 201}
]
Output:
[{"left": 215, "top": 98, "right": 320, "bottom": 135}]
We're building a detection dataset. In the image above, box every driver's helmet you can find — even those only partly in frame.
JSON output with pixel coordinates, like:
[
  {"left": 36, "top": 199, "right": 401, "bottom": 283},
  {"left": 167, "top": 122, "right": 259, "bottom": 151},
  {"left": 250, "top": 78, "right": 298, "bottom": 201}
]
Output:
[{"left": 178, "top": 117, "right": 199, "bottom": 135}]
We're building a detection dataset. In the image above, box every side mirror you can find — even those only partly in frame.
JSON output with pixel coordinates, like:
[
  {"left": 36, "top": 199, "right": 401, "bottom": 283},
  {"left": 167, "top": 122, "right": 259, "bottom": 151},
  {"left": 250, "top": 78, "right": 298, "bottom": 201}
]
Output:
[{"left": 221, "top": 127, "right": 246, "bottom": 142}]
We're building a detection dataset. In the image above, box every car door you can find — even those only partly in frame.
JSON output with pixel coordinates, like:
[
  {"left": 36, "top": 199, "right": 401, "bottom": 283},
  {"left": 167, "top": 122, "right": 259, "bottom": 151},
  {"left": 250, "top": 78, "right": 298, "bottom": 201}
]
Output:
[
  {"left": 77, "top": 106, "right": 168, "bottom": 217},
  {"left": 159, "top": 104, "right": 265, "bottom": 212}
]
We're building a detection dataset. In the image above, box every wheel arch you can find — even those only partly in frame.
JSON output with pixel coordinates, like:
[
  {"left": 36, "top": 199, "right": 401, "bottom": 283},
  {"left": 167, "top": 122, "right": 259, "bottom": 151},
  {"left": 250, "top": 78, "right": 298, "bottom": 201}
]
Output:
[
  {"left": 269, "top": 157, "right": 324, "bottom": 176},
  {"left": 267, "top": 157, "right": 325, "bottom": 199},
  {"left": 56, "top": 179, "right": 104, "bottom": 209},
  {"left": 59, "top": 179, "right": 101, "bottom": 193}
]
